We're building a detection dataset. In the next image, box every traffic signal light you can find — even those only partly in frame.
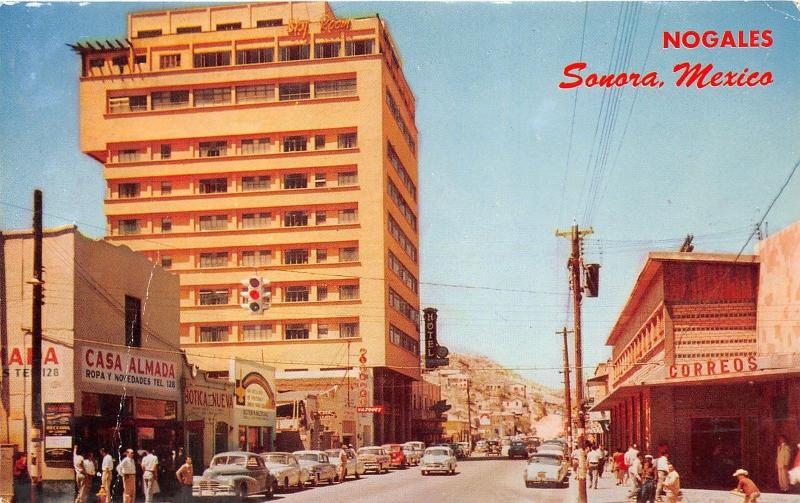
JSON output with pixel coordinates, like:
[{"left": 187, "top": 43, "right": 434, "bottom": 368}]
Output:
[{"left": 240, "top": 276, "right": 271, "bottom": 313}]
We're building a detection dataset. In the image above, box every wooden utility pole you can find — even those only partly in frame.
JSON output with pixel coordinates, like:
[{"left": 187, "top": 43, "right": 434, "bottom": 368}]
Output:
[
  {"left": 556, "top": 224, "right": 593, "bottom": 503},
  {"left": 558, "top": 327, "right": 573, "bottom": 448},
  {"left": 30, "top": 189, "right": 44, "bottom": 484}
]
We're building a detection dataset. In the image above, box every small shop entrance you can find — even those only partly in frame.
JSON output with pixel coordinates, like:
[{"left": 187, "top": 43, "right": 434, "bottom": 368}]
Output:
[{"left": 691, "top": 417, "right": 742, "bottom": 488}]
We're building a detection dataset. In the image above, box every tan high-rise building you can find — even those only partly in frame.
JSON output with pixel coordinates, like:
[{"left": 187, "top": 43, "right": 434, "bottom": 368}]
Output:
[{"left": 75, "top": 2, "right": 420, "bottom": 443}]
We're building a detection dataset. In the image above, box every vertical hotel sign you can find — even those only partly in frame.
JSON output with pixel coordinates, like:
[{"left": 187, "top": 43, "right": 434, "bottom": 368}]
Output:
[{"left": 424, "top": 308, "right": 449, "bottom": 367}]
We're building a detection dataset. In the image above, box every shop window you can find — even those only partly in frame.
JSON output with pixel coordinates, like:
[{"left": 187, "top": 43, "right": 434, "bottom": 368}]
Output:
[
  {"left": 125, "top": 295, "right": 141, "bottom": 347},
  {"left": 690, "top": 418, "right": 742, "bottom": 488}
]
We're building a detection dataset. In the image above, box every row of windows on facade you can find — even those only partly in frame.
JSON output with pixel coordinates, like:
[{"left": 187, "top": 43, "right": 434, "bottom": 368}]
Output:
[
  {"left": 109, "top": 78, "right": 357, "bottom": 114},
  {"left": 115, "top": 134, "right": 357, "bottom": 163},
  {"left": 385, "top": 89, "right": 416, "bottom": 154},
  {"left": 196, "top": 321, "right": 360, "bottom": 343},
  {"left": 389, "top": 287, "right": 420, "bottom": 326},
  {"left": 136, "top": 19, "right": 284, "bottom": 38},
  {"left": 117, "top": 208, "right": 358, "bottom": 235},
  {"left": 387, "top": 142, "right": 417, "bottom": 202},
  {"left": 112, "top": 38, "right": 373, "bottom": 70},
  {"left": 158, "top": 247, "right": 359, "bottom": 270},
  {"left": 197, "top": 284, "right": 359, "bottom": 305},
  {"left": 117, "top": 172, "right": 358, "bottom": 200},
  {"left": 388, "top": 214, "right": 417, "bottom": 263}
]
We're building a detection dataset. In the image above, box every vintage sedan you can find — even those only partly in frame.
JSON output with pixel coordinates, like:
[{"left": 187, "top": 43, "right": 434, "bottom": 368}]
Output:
[
  {"left": 260, "top": 452, "right": 308, "bottom": 491},
  {"left": 381, "top": 443, "right": 408, "bottom": 469},
  {"left": 325, "top": 448, "right": 365, "bottom": 480},
  {"left": 193, "top": 451, "right": 275, "bottom": 500},
  {"left": 420, "top": 446, "right": 457, "bottom": 475},
  {"left": 401, "top": 442, "right": 424, "bottom": 466},
  {"left": 524, "top": 453, "right": 569, "bottom": 488},
  {"left": 508, "top": 440, "right": 529, "bottom": 459},
  {"left": 293, "top": 450, "right": 338, "bottom": 485},
  {"left": 356, "top": 446, "right": 391, "bottom": 474}
]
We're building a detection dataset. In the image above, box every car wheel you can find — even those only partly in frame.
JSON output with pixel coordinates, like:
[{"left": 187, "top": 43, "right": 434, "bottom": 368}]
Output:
[
  {"left": 421, "top": 470, "right": 427, "bottom": 476},
  {"left": 235, "top": 483, "right": 248, "bottom": 501},
  {"left": 355, "top": 470, "right": 361, "bottom": 479},
  {"left": 296, "top": 476, "right": 304, "bottom": 490},
  {"left": 283, "top": 478, "right": 289, "bottom": 492},
  {"left": 266, "top": 479, "right": 275, "bottom": 499},
  {"left": 450, "top": 465, "right": 456, "bottom": 475},
  {"left": 311, "top": 474, "right": 318, "bottom": 486},
  {"left": 328, "top": 473, "right": 335, "bottom": 485}
]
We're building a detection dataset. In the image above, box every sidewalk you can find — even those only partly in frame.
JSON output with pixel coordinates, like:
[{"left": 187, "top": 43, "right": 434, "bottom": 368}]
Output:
[{"left": 568, "top": 471, "right": 800, "bottom": 503}]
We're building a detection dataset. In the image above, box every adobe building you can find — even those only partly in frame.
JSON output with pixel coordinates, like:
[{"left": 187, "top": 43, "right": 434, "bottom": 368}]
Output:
[
  {"left": 0, "top": 225, "right": 180, "bottom": 492},
  {"left": 593, "top": 220, "right": 800, "bottom": 490},
  {"left": 74, "top": 1, "right": 421, "bottom": 444}
]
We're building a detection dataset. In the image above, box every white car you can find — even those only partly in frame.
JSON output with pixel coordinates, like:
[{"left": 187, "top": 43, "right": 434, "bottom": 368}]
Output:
[
  {"left": 524, "top": 453, "right": 569, "bottom": 488},
  {"left": 325, "top": 448, "right": 365, "bottom": 480},
  {"left": 420, "top": 446, "right": 457, "bottom": 476},
  {"left": 260, "top": 452, "right": 308, "bottom": 491},
  {"left": 357, "top": 446, "right": 391, "bottom": 474}
]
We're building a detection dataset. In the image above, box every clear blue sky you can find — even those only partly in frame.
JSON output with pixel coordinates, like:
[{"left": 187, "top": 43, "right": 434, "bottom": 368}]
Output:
[{"left": 1, "top": 2, "right": 798, "bottom": 389}]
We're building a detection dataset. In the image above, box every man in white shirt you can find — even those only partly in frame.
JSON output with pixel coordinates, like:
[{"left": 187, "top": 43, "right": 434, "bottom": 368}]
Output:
[
  {"left": 587, "top": 445, "right": 603, "bottom": 489},
  {"left": 655, "top": 453, "right": 670, "bottom": 502},
  {"left": 627, "top": 451, "right": 643, "bottom": 498},
  {"left": 99, "top": 448, "right": 114, "bottom": 503},
  {"left": 73, "top": 446, "right": 88, "bottom": 503},
  {"left": 116, "top": 449, "right": 137, "bottom": 503},
  {"left": 140, "top": 449, "right": 159, "bottom": 503}
]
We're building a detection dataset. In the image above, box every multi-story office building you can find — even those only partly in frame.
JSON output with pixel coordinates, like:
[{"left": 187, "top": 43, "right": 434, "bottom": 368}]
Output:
[{"left": 74, "top": 2, "right": 421, "bottom": 444}]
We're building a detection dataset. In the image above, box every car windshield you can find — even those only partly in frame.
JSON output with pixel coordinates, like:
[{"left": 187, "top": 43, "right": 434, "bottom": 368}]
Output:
[
  {"left": 426, "top": 449, "right": 449, "bottom": 456},
  {"left": 384, "top": 445, "right": 400, "bottom": 452},
  {"left": 295, "top": 453, "right": 320, "bottom": 462},
  {"left": 325, "top": 450, "right": 341, "bottom": 457},
  {"left": 262, "top": 454, "right": 289, "bottom": 464},
  {"left": 529, "top": 456, "right": 562, "bottom": 466},
  {"left": 211, "top": 455, "right": 246, "bottom": 467},
  {"left": 359, "top": 448, "right": 381, "bottom": 455},
  {"left": 512, "top": 442, "right": 525, "bottom": 447}
]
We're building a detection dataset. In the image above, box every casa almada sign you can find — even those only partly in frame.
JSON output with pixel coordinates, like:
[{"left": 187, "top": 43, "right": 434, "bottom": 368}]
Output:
[{"left": 79, "top": 345, "right": 179, "bottom": 395}]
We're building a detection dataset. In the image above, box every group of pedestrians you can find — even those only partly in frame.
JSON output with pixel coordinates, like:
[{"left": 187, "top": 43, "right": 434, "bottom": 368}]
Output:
[
  {"left": 72, "top": 445, "right": 194, "bottom": 503},
  {"left": 606, "top": 443, "right": 680, "bottom": 503}
]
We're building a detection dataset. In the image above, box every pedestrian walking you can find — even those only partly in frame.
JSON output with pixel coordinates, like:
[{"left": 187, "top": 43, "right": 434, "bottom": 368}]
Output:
[
  {"left": 663, "top": 463, "right": 681, "bottom": 503},
  {"left": 733, "top": 468, "right": 761, "bottom": 502},
  {"left": 73, "top": 445, "right": 90, "bottom": 503},
  {"left": 654, "top": 451, "right": 669, "bottom": 501},
  {"left": 99, "top": 448, "right": 114, "bottom": 503},
  {"left": 338, "top": 448, "right": 348, "bottom": 482},
  {"left": 587, "top": 444, "right": 602, "bottom": 489},
  {"left": 776, "top": 435, "right": 791, "bottom": 492},
  {"left": 597, "top": 444, "right": 607, "bottom": 478},
  {"left": 116, "top": 448, "right": 137, "bottom": 503},
  {"left": 624, "top": 443, "right": 640, "bottom": 485},
  {"left": 628, "top": 451, "right": 643, "bottom": 499},
  {"left": 175, "top": 456, "right": 194, "bottom": 503},
  {"left": 13, "top": 452, "right": 31, "bottom": 503},
  {"left": 613, "top": 447, "right": 627, "bottom": 486},
  {"left": 141, "top": 449, "right": 160, "bottom": 503},
  {"left": 84, "top": 453, "right": 97, "bottom": 503}
]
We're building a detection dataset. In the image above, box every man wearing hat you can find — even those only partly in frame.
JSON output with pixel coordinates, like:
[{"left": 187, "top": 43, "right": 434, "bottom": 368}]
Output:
[{"left": 733, "top": 469, "right": 761, "bottom": 502}]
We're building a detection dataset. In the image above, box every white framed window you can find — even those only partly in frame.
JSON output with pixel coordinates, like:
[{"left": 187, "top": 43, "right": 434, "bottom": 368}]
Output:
[
  {"left": 339, "top": 285, "right": 359, "bottom": 300},
  {"left": 315, "top": 78, "right": 356, "bottom": 98},
  {"left": 285, "top": 286, "right": 309, "bottom": 302},
  {"left": 199, "top": 326, "right": 228, "bottom": 342},
  {"left": 242, "top": 212, "right": 271, "bottom": 229},
  {"left": 194, "top": 87, "right": 231, "bottom": 107},
  {"left": 199, "top": 289, "right": 228, "bottom": 305},
  {"left": 161, "top": 217, "right": 172, "bottom": 233},
  {"left": 199, "top": 178, "right": 228, "bottom": 194},
  {"left": 159, "top": 54, "right": 181, "bottom": 69},
  {"left": 236, "top": 48, "right": 273, "bottom": 64},
  {"left": 345, "top": 39, "right": 374, "bottom": 56},
  {"left": 242, "top": 175, "right": 270, "bottom": 191},
  {"left": 279, "top": 45, "right": 309, "bottom": 61},
  {"left": 340, "top": 322, "right": 359, "bottom": 338},
  {"left": 285, "top": 323, "right": 310, "bottom": 340},
  {"left": 118, "top": 150, "right": 141, "bottom": 162},
  {"left": 314, "top": 42, "right": 340, "bottom": 59},
  {"left": 119, "top": 219, "right": 140, "bottom": 235},
  {"left": 338, "top": 171, "right": 358, "bottom": 186},
  {"left": 242, "top": 324, "right": 272, "bottom": 341},
  {"left": 337, "top": 133, "right": 357, "bottom": 149},
  {"left": 314, "top": 173, "right": 327, "bottom": 187},
  {"left": 316, "top": 248, "right": 327, "bottom": 263},
  {"left": 199, "top": 252, "right": 228, "bottom": 268},
  {"left": 241, "top": 138, "right": 270, "bottom": 155},
  {"left": 315, "top": 211, "right": 327, "bottom": 225},
  {"left": 118, "top": 183, "right": 140, "bottom": 198},
  {"left": 241, "top": 250, "right": 271, "bottom": 267},
  {"left": 317, "top": 324, "right": 330, "bottom": 338},
  {"left": 338, "top": 209, "right": 357, "bottom": 224},
  {"left": 284, "top": 249, "right": 309, "bottom": 265},
  {"left": 317, "top": 286, "right": 328, "bottom": 301},
  {"left": 198, "top": 141, "right": 227, "bottom": 157},
  {"left": 151, "top": 90, "right": 189, "bottom": 110},
  {"left": 284, "top": 173, "right": 307, "bottom": 188},
  {"left": 278, "top": 82, "right": 310, "bottom": 101},
  {"left": 236, "top": 84, "right": 275, "bottom": 104},
  {"left": 339, "top": 247, "right": 359, "bottom": 262},
  {"left": 199, "top": 215, "right": 228, "bottom": 231}
]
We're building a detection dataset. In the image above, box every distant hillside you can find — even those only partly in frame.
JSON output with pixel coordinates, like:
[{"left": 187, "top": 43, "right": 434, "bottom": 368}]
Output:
[{"left": 432, "top": 352, "right": 564, "bottom": 439}]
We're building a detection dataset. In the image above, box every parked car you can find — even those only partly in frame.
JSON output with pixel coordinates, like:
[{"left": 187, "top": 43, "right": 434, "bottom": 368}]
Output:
[
  {"left": 260, "top": 452, "right": 307, "bottom": 491},
  {"left": 457, "top": 442, "right": 471, "bottom": 456},
  {"left": 293, "top": 450, "right": 338, "bottom": 486},
  {"left": 537, "top": 444, "right": 567, "bottom": 458},
  {"left": 325, "top": 448, "right": 365, "bottom": 480},
  {"left": 436, "top": 443, "right": 466, "bottom": 459},
  {"left": 474, "top": 440, "right": 488, "bottom": 453},
  {"left": 381, "top": 443, "right": 408, "bottom": 469},
  {"left": 193, "top": 451, "right": 275, "bottom": 501},
  {"left": 524, "top": 453, "right": 569, "bottom": 488},
  {"left": 486, "top": 440, "right": 502, "bottom": 456},
  {"left": 356, "top": 446, "right": 391, "bottom": 474},
  {"left": 401, "top": 442, "right": 423, "bottom": 466},
  {"left": 508, "top": 440, "right": 529, "bottom": 459},
  {"left": 420, "top": 446, "right": 457, "bottom": 476}
]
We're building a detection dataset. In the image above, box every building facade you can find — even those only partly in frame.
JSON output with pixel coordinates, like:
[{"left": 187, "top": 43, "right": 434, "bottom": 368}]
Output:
[
  {"left": 75, "top": 2, "right": 421, "bottom": 444},
  {"left": 594, "top": 232, "right": 800, "bottom": 490},
  {"left": 0, "top": 226, "right": 180, "bottom": 490}
]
